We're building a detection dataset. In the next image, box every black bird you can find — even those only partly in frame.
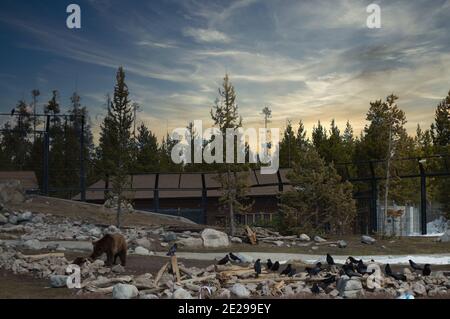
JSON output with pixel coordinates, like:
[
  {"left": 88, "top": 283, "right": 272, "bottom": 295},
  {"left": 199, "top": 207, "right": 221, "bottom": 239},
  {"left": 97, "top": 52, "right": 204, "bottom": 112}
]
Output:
[
  {"left": 326, "top": 253, "right": 335, "bottom": 266},
  {"left": 342, "top": 263, "right": 362, "bottom": 277},
  {"left": 347, "top": 256, "right": 359, "bottom": 265},
  {"left": 409, "top": 259, "right": 423, "bottom": 271},
  {"left": 229, "top": 252, "right": 242, "bottom": 262},
  {"left": 271, "top": 261, "right": 280, "bottom": 271},
  {"left": 305, "top": 262, "right": 323, "bottom": 276},
  {"left": 10, "top": 108, "right": 15, "bottom": 116},
  {"left": 254, "top": 259, "right": 262, "bottom": 278},
  {"left": 422, "top": 264, "right": 431, "bottom": 276},
  {"left": 288, "top": 268, "right": 297, "bottom": 277},
  {"left": 321, "top": 274, "right": 336, "bottom": 286},
  {"left": 311, "top": 283, "right": 320, "bottom": 294},
  {"left": 166, "top": 243, "right": 177, "bottom": 256},
  {"left": 385, "top": 263, "right": 406, "bottom": 281},
  {"left": 356, "top": 259, "right": 368, "bottom": 275},
  {"left": 217, "top": 254, "right": 230, "bottom": 265},
  {"left": 266, "top": 259, "right": 273, "bottom": 270},
  {"left": 280, "top": 264, "right": 292, "bottom": 276}
]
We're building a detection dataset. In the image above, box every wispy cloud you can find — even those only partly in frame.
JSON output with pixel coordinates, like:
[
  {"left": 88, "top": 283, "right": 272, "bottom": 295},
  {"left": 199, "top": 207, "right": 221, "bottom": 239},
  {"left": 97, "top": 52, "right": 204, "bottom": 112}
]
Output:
[{"left": 182, "top": 27, "right": 231, "bottom": 43}]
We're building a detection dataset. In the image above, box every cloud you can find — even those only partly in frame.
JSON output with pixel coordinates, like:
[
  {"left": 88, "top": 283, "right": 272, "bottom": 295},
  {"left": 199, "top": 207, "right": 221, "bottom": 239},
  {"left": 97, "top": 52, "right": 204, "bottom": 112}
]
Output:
[{"left": 182, "top": 27, "right": 231, "bottom": 43}]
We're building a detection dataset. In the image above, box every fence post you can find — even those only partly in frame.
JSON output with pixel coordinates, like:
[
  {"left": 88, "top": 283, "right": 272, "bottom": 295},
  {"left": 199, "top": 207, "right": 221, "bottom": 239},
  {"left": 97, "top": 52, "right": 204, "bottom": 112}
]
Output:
[
  {"left": 201, "top": 173, "right": 207, "bottom": 224},
  {"left": 154, "top": 173, "right": 160, "bottom": 212},
  {"left": 369, "top": 161, "right": 378, "bottom": 234},
  {"left": 419, "top": 160, "right": 427, "bottom": 235}
]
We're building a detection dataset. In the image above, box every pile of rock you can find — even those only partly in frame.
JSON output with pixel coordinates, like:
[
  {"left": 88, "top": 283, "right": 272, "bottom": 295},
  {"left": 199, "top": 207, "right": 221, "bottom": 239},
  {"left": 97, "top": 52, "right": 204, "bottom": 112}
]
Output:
[{"left": 103, "top": 196, "right": 134, "bottom": 214}]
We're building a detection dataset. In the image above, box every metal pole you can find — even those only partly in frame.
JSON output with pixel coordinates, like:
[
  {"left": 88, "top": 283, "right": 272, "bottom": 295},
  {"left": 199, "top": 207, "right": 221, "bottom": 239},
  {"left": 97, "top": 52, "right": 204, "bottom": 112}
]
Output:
[
  {"left": 369, "top": 161, "right": 378, "bottom": 234},
  {"left": 80, "top": 115, "right": 86, "bottom": 202},
  {"left": 201, "top": 173, "right": 207, "bottom": 224},
  {"left": 419, "top": 161, "right": 427, "bottom": 235},
  {"left": 43, "top": 115, "right": 50, "bottom": 196}
]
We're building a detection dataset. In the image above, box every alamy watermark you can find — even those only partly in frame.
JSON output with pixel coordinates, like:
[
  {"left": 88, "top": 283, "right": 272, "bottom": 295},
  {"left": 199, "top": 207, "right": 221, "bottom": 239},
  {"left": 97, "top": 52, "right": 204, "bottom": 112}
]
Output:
[
  {"left": 66, "top": 4, "right": 81, "bottom": 29},
  {"left": 170, "top": 120, "right": 279, "bottom": 174},
  {"left": 366, "top": 4, "right": 381, "bottom": 29}
]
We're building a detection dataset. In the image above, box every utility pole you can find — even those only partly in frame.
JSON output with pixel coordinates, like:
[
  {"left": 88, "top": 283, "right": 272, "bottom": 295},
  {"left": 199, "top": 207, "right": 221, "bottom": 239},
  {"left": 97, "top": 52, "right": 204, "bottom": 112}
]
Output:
[
  {"left": 383, "top": 122, "right": 393, "bottom": 236},
  {"left": 32, "top": 89, "right": 40, "bottom": 142}
]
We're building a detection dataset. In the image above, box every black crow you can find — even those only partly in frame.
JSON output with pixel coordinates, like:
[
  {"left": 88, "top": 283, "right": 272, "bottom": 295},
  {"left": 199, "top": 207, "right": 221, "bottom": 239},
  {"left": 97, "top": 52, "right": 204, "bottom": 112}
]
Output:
[
  {"left": 342, "top": 263, "right": 362, "bottom": 277},
  {"left": 409, "top": 259, "right": 423, "bottom": 271},
  {"left": 321, "top": 274, "right": 336, "bottom": 286},
  {"left": 347, "top": 256, "right": 359, "bottom": 265},
  {"left": 326, "top": 253, "right": 335, "bottom": 266},
  {"left": 10, "top": 108, "right": 15, "bottom": 116},
  {"left": 311, "top": 283, "right": 320, "bottom": 294},
  {"left": 217, "top": 254, "right": 230, "bottom": 265},
  {"left": 288, "top": 268, "right": 297, "bottom": 277},
  {"left": 280, "top": 264, "right": 292, "bottom": 276},
  {"left": 356, "top": 259, "right": 368, "bottom": 275},
  {"left": 266, "top": 259, "right": 273, "bottom": 270},
  {"left": 229, "top": 252, "right": 241, "bottom": 262},
  {"left": 305, "top": 263, "right": 323, "bottom": 276},
  {"left": 254, "top": 259, "right": 262, "bottom": 278},
  {"left": 271, "top": 261, "right": 280, "bottom": 271},
  {"left": 385, "top": 263, "right": 406, "bottom": 281},
  {"left": 166, "top": 243, "right": 177, "bottom": 256},
  {"left": 422, "top": 264, "right": 431, "bottom": 276}
]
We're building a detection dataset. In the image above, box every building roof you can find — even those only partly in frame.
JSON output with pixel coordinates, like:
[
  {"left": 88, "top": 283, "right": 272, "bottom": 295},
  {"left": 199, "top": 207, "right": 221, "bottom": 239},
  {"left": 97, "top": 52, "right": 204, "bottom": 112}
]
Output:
[
  {"left": 0, "top": 171, "right": 39, "bottom": 190},
  {"left": 73, "top": 169, "right": 293, "bottom": 201}
]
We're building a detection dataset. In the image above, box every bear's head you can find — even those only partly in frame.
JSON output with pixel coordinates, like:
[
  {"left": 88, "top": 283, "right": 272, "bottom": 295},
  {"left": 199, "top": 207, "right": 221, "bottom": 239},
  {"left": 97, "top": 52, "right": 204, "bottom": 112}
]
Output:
[{"left": 90, "top": 239, "right": 105, "bottom": 259}]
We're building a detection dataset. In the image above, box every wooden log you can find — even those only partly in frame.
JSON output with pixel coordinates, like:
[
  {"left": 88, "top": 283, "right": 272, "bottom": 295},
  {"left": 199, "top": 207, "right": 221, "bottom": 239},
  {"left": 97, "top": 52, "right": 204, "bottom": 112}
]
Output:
[
  {"left": 154, "top": 262, "right": 169, "bottom": 287},
  {"left": 81, "top": 276, "right": 133, "bottom": 289},
  {"left": 22, "top": 253, "right": 65, "bottom": 260},
  {"left": 215, "top": 265, "right": 252, "bottom": 272},
  {"left": 85, "top": 286, "right": 114, "bottom": 294},
  {"left": 246, "top": 226, "right": 257, "bottom": 245},
  {"left": 180, "top": 274, "right": 216, "bottom": 284},
  {"left": 171, "top": 256, "right": 181, "bottom": 283}
]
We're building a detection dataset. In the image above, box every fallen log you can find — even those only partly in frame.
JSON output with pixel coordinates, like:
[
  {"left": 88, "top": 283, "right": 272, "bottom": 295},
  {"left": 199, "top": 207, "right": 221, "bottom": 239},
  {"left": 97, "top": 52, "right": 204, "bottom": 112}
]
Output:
[
  {"left": 171, "top": 256, "right": 181, "bottom": 283},
  {"left": 85, "top": 286, "right": 114, "bottom": 294},
  {"left": 81, "top": 276, "right": 133, "bottom": 289},
  {"left": 154, "top": 262, "right": 169, "bottom": 287},
  {"left": 180, "top": 274, "right": 216, "bottom": 284},
  {"left": 22, "top": 253, "right": 65, "bottom": 260},
  {"left": 246, "top": 226, "right": 257, "bottom": 245}
]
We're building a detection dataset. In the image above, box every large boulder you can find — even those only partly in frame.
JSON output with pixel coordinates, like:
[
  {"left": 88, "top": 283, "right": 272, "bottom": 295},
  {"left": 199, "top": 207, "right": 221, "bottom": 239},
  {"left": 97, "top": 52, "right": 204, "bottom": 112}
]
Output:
[
  {"left": 201, "top": 228, "right": 230, "bottom": 248},
  {"left": 23, "top": 239, "right": 44, "bottom": 250},
  {"left": 230, "top": 283, "right": 250, "bottom": 298},
  {"left": 50, "top": 275, "right": 68, "bottom": 288},
  {"left": 337, "top": 275, "right": 363, "bottom": 298},
  {"left": 112, "top": 284, "right": 139, "bottom": 299},
  {"left": 0, "top": 181, "right": 25, "bottom": 205},
  {"left": 173, "top": 288, "right": 193, "bottom": 299},
  {"left": 135, "top": 238, "right": 152, "bottom": 250},
  {"left": 17, "top": 211, "right": 33, "bottom": 223},
  {"left": 338, "top": 240, "right": 348, "bottom": 248},
  {"left": 361, "top": 235, "right": 376, "bottom": 245},
  {"left": 134, "top": 246, "right": 151, "bottom": 256},
  {"left": 162, "top": 232, "right": 177, "bottom": 242}
]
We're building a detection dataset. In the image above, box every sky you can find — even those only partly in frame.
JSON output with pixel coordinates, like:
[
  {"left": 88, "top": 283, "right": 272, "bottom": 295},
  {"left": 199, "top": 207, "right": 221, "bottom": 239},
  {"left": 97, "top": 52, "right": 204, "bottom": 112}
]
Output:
[{"left": 0, "top": 0, "right": 449, "bottom": 142}]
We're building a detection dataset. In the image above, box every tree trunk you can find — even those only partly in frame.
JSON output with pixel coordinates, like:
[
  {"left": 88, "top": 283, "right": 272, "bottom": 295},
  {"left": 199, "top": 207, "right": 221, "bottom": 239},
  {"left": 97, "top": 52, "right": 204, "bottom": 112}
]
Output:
[
  {"left": 227, "top": 165, "right": 235, "bottom": 236},
  {"left": 116, "top": 196, "right": 122, "bottom": 228},
  {"left": 383, "top": 124, "right": 393, "bottom": 236}
]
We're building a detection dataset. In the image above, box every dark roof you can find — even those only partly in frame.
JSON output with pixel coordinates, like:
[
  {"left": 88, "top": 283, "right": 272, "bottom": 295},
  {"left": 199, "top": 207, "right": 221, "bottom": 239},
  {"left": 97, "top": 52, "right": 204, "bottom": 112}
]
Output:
[{"left": 73, "top": 169, "right": 293, "bottom": 201}]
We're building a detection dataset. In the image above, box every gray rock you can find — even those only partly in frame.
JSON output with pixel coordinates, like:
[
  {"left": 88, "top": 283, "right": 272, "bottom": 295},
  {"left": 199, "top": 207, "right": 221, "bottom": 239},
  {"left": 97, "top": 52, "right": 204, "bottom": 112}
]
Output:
[
  {"left": 329, "top": 289, "right": 340, "bottom": 297},
  {"left": 8, "top": 215, "right": 18, "bottom": 225},
  {"left": 50, "top": 275, "right": 68, "bottom": 288},
  {"left": 0, "top": 213, "right": 7, "bottom": 225},
  {"left": 23, "top": 239, "right": 43, "bottom": 250},
  {"left": 299, "top": 234, "right": 310, "bottom": 241},
  {"left": 173, "top": 288, "right": 193, "bottom": 299},
  {"left": 162, "top": 232, "right": 177, "bottom": 242},
  {"left": 112, "top": 264, "right": 126, "bottom": 273},
  {"left": 314, "top": 235, "right": 326, "bottom": 243},
  {"left": 0, "top": 181, "right": 25, "bottom": 204},
  {"left": 112, "top": 284, "right": 139, "bottom": 299},
  {"left": 46, "top": 243, "right": 59, "bottom": 250},
  {"left": 273, "top": 240, "right": 284, "bottom": 247},
  {"left": 201, "top": 228, "right": 230, "bottom": 248},
  {"left": 230, "top": 237, "right": 243, "bottom": 244},
  {"left": 217, "top": 288, "right": 231, "bottom": 299},
  {"left": 134, "top": 246, "right": 151, "bottom": 255},
  {"left": 338, "top": 240, "right": 348, "bottom": 248},
  {"left": 18, "top": 211, "right": 33, "bottom": 222},
  {"left": 89, "top": 227, "right": 103, "bottom": 238},
  {"left": 439, "top": 229, "right": 450, "bottom": 243},
  {"left": 361, "top": 235, "right": 376, "bottom": 245},
  {"left": 176, "top": 237, "right": 203, "bottom": 248},
  {"left": 105, "top": 225, "right": 120, "bottom": 234},
  {"left": 135, "top": 238, "right": 152, "bottom": 249},
  {"left": 337, "top": 276, "right": 363, "bottom": 298},
  {"left": 311, "top": 246, "right": 319, "bottom": 250},
  {"left": 139, "top": 294, "right": 159, "bottom": 299},
  {"left": 230, "top": 283, "right": 250, "bottom": 298}
]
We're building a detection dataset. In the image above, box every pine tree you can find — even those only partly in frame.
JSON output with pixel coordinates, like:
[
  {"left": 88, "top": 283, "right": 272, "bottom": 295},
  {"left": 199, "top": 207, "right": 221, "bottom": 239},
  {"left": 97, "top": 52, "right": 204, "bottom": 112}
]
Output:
[
  {"left": 279, "top": 120, "right": 297, "bottom": 167},
  {"left": 210, "top": 74, "right": 251, "bottom": 235},
  {"left": 134, "top": 123, "right": 159, "bottom": 173}
]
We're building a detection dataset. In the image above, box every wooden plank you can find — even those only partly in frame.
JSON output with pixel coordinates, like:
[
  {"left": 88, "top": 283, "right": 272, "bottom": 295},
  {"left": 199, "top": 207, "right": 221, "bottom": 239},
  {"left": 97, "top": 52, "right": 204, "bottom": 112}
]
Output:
[
  {"left": 154, "top": 262, "right": 169, "bottom": 287},
  {"left": 171, "top": 255, "right": 181, "bottom": 283}
]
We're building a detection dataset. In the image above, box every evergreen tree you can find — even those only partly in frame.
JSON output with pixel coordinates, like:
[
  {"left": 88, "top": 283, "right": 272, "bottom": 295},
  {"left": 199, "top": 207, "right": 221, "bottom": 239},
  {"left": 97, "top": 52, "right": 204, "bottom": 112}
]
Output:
[
  {"left": 134, "top": 123, "right": 159, "bottom": 173},
  {"left": 279, "top": 120, "right": 297, "bottom": 168}
]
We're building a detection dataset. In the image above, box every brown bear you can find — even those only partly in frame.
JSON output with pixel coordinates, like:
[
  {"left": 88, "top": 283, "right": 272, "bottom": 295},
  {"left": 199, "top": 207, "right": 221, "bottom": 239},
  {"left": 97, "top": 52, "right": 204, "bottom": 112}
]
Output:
[{"left": 90, "top": 233, "right": 127, "bottom": 266}]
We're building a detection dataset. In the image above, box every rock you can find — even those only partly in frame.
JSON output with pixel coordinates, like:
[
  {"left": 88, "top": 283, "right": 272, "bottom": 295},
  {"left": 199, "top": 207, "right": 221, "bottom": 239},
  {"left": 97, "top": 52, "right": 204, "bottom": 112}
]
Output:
[
  {"left": 411, "top": 282, "right": 426, "bottom": 296},
  {"left": 230, "top": 283, "right": 250, "bottom": 298},
  {"left": 201, "top": 228, "right": 230, "bottom": 248},
  {"left": 176, "top": 237, "right": 203, "bottom": 248},
  {"left": 217, "top": 288, "right": 231, "bottom": 299},
  {"left": 23, "top": 239, "right": 43, "bottom": 250},
  {"left": 105, "top": 225, "right": 120, "bottom": 234},
  {"left": 112, "top": 264, "right": 125, "bottom": 273},
  {"left": 329, "top": 289, "right": 339, "bottom": 297},
  {"left": 18, "top": 211, "right": 33, "bottom": 222},
  {"left": 135, "top": 238, "right": 152, "bottom": 249},
  {"left": 0, "top": 181, "right": 25, "bottom": 204},
  {"left": 361, "top": 235, "right": 376, "bottom": 245},
  {"left": 311, "top": 246, "right": 319, "bottom": 251},
  {"left": 173, "top": 288, "right": 193, "bottom": 299},
  {"left": 8, "top": 215, "right": 18, "bottom": 225},
  {"left": 89, "top": 227, "right": 103, "bottom": 238},
  {"left": 337, "top": 276, "right": 363, "bottom": 298},
  {"left": 139, "top": 294, "right": 159, "bottom": 299},
  {"left": 134, "top": 246, "right": 151, "bottom": 255},
  {"left": 439, "top": 229, "right": 450, "bottom": 243},
  {"left": 46, "top": 243, "right": 59, "bottom": 250},
  {"left": 230, "top": 237, "right": 243, "bottom": 244},
  {"left": 160, "top": 242, "right": 168, "bottom": 247},
  {"left": 162, "top": 232, "right": 177, "bottom": 242},
  {"left": 50, "top": 275, "right": 68, "bottom": 288},
  {"left": 299, "top": 234, "right": 310, "bottom": 241},
  {"left": 112, "top": 284, "right": 139, "bottom": 299},
  {"left": 0, "top": 213, "right": 7, "bottom": 225},
  {"left": 338, "top": 240, "right": 348, "bottom": 248},
  {"left": 273, "top": 240, "right": 284, "bottom": 247},
  {"left": 314, "top": 235, "right": 326, "bottom": 243}
]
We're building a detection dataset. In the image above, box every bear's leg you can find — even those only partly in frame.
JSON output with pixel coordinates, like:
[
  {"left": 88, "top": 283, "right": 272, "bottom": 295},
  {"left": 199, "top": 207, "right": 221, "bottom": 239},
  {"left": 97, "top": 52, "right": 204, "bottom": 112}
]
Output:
[
  {"left": 113, "top": 253, "right": 119, "bottom": 265},
  {"left": 119, "top": 250, "right": 127, "bottom": 267},
  {"left": 105, "top": 252, "right": 113, "bottom": 266}
]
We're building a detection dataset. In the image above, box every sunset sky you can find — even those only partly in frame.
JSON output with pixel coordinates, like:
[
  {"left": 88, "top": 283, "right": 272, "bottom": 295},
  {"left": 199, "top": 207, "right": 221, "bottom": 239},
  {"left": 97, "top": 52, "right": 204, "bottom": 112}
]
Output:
[{"left": 1, "top": 0, "right": 449, "bottom": 141}]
